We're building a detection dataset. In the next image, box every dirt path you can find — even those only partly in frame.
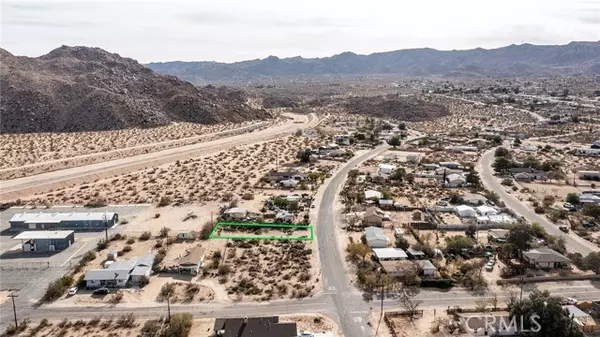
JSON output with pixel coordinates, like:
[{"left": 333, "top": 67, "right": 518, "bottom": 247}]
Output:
[{"left": 0, "top": 113, "right": 318, "bottom": 202}]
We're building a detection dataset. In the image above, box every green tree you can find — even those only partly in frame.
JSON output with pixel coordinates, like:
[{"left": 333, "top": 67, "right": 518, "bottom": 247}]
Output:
[
  {"left": 445, "top": 236, "right": 475, "bottom": 251},
  {"left": 495, "top": 147, "right": 510, "bottom": 157},
  {"left": 507, "top": 223, "right": 534, "bottom": 256},
  {"left": 565, "top": 193, "right": 580, "bottom": 205},
  {"left": 395, "top": 236, "right": 410, "bottom": 250},
  {"left": 346, "top": 242, "right": 369, "bottom": 262},
  {"left": 523, "top": 156, "right": 541, "bottom": 169},
  {"left": 466, "top": 170, "right": 481, "bottom": 188},
  {"left": 297, "top": 148, "right": 312, "bottom": 163},
  {"left": 584, "top": 252, "right": 600, "bottom": 274},
  {"left": 509, "top": 290, "right": 583, "bottom": 337},
  {"left": 542, "top": 195, "right": 556, "bottom": 207},
  {"left": 465, "top": 224, "right": 477, "bottom": 239},
  {"left": 390, "top": 168, "right": 406, "bottom": 181},
  {"left": 492, "top": 157, "right": 512, "bottom": 173},
  {"left": 388, "top": 136, "right": 401, "bottom": 148}
]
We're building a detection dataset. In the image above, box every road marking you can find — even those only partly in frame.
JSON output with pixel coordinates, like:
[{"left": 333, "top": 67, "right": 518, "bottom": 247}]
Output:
[
  {"left": 353, "top": 317, "right": 362, "bottom": 323},
  {"left": 60, "top": 241, "right": 89, "bottom": 267}
]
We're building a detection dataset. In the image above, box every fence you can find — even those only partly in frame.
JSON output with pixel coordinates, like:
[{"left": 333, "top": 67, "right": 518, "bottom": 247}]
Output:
[
  {"left": 496, "top": 274, "right": 600, "bottom": 285},
  {"left": 0, "top": 261, "right": 63, "bottom": 270}
]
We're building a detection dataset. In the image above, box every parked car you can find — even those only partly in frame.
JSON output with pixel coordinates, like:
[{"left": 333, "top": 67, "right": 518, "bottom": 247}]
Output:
[
  {"left": 485, "top": 262, "right": 494, "bottom": 272},
  {"left": 559, "top": 226, "right": 569, "bottom": 233},
  {"left": 560, "top": 297, "right": 577, "bottom": 305},
  {"left": 92, "top": 288, "right": 109, "bottom": 295},
  {"left": 67, "top": 287, "right": 78, "bottom": 296}
]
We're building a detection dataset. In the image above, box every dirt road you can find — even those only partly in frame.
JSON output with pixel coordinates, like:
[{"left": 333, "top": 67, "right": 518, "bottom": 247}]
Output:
[{"left": 0, "top": 113, "right": 318, "bottom": 201}]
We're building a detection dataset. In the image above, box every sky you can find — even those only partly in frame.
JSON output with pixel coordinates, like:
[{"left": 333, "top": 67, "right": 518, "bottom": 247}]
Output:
[{"left": 1, "top": 0, "right": 599, "bottom": 63}]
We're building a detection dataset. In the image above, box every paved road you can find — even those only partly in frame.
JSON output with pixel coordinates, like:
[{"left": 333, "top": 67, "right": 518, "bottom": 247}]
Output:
[
  {"left": 316, "top": 144, "right": 392, "bottom": 337},
  {"left": 478, "top": 147, "right": 599, "bottom": 256},
  {"left": 0, "top": 113, "right": 318, "bottom": 201}
]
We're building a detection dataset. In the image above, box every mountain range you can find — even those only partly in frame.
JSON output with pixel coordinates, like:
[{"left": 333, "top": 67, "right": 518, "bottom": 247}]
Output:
[
  {"left": 147, "top": 41, "right": 600, "bottom": 83},
  {"left": 0, "top": 46, "right": 270, "bottom": 133}
]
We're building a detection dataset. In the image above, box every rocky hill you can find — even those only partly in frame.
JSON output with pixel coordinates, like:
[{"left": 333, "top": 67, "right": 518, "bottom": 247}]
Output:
[
  {"left": 147, "top": 41, "right": 600, "bottom": 83},
  {"left": 0, "top": 46, "right": 271, "bottom": 133},
  {"left": 342, "top": 95, "right": 450, "bottom": 121}
]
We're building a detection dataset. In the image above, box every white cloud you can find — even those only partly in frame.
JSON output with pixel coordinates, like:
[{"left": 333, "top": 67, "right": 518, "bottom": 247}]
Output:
[{"left": 2, "top": 0, "right": 599, "bottom": 63}]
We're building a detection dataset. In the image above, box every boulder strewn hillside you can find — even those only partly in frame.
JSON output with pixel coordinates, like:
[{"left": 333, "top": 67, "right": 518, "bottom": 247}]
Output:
[{"left": 0, "top": 46, "right": 271, "bottom": 133}]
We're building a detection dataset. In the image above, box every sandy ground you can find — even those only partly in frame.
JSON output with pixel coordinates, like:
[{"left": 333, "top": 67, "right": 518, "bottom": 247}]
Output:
[
  {"left": 2, "top": 317, "right": 215, "bottom": 337},
  {"left": 0, "top": 290, "right": 10, "bottom": 305},
  {"left": 21, "top": 133, "right": 324, "bottom": 206},
  {"left": 281, "top": 314, "right": 342, "bottom": 335},
  {"left": 370, "top": 309, "right": 437, "bottom": 337}
]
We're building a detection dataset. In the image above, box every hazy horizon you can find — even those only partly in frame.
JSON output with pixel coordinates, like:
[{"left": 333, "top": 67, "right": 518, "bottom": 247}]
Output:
[{"left": 2, "top": 0, "right": 600, "bottom": 63}]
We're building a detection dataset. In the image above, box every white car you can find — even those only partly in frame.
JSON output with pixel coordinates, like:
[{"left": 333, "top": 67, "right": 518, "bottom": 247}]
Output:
[
  {"left": 68, "top": 287, "right": 78, "bottom": 296},
  {"left": 561, "top": 297, "right": 577, "bottom": 305}
]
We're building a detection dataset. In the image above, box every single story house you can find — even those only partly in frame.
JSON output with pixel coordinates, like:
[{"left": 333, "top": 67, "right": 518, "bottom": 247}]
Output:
[
  {"left": 334, "top": 134, "right": 351, "bottom": 145},
  {"left": 267, "top": 171, "right": 307, "bottom": 183},
  {"left": 406, "top": 248, "right": 426, "bottom": 260},
  {"left": 178, "top": 246, "right": 206, "bottom": 275},
  {"left": 455, "top": 205, "right": 477, "bottom": 218},
  {"left": 446, "top": 174, "right": 467, "bottom": 187},
  {"left": 520, "top": 145, "right": 538, "bottom": 152},
  {"left": 579, "top": 193, "right": 600, "bottom": 204},
  {"left": 365, "top": 226, "right": 391, "bottom": 248},
  {"left": 12, "top": 230, "right": 74, "bottom": 252},
  {"left": 223, "top": 207, "right": 248, "bottom": 220},
  {"left": 523, "top": 248, "right": 571, "bottom": 269},
  {"left": 363, "top": 207, "right": 384, "bottom": 226},
  {"left": 378, "top": 163, "right": 397, "bottom": 175},
  {"left": 129, "top": 252, "right": 155, "bottom": 285},
  {"left": 439, "top": 161, "right": 462, "bottom": 169},
  {"left": 84, "top": 270, "right": 130, "bottom": 289},
  {"left": 436, "top": 167, "right": 464, "bottom": 176},
  {"left": 476, "top": 205, "right": 498, "bottom": 216},
  {"left": 280, "top": 179, "right": 299, "bottom": 188},
  {"left": 379, "top": 260, "right": 415, "bottom": 277},
  {"left": 422, "top": 163, "right": 440, "bottom": 170},
  {"left": 462, "top": 193, "right": 488, "bottom": 206},
  {"left": 9, "top": 211, "right": 119, "bottom": 231},
  {"left": 213, "top": 316, "right": 297, "bottom": 337},
  {"left": 488, "top": 229, "right": 509, "bottom": 243},
  {"left": 578, "top": 170, "right": 600, "bottom": 180},
  {"left": 365, "top": 190, "right": 383, "bottom": 200},
  {"left": 275, "top": 211, "right": 294, "bottom": 224},
  {"left": 514, "top": 172, "right": 536, "bottom": 181},
  {"left": 177, "top": 231, "right": 197, "bottom": 240},
  {"left": 415, "top": 260, "right": 436, "bottom": 277},
  {"left": 372, "top": 248, "right": 408, "bottom": 261}
]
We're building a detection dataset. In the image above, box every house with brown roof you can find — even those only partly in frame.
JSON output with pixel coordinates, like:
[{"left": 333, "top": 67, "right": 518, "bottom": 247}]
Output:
[
  {"left": 363, "top": 207, "right": 384, "bottom": 226},
  {"left": 178, "top": 246, "right": 206, "bottom": 275}
]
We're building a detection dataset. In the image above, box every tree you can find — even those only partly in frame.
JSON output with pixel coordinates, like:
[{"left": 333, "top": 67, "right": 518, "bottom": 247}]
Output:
[
  {"left": 466, "top": 170, "right": 481, "bottom": 188},
  {"left": 164, "top": 313, "right": 194, "bottom": 337},
  {"left": 388, "top": 136, "right": 401, "bottom": 148},
  {"left": 445, "top": 236, "right": 475, "bottom": 252},
  {"left": 584, "top": 252, "right": 600, "bottom": 274},
  {"left": 542, "top": 195, "right": 555, "bottom": 207},
  {"left": 297, "top": 148, "right": 312, "bottom": 163},
  {"left": 495, "top": 147, "right": 510, "bottom": 157},
  {"left": 346, "top": 242, "right": 369, "bottom": 262},
  {"left": 523, "top": 156, "right": 541, "bottom": 169},
  {"left": 395, "top": 236, "right": 410, "bottom": 250},
  {"left": 493, "top": 157, "right": 512, "bottom": 173},
  {"left": 507, "top": 223, "right": 534, "bottom": 256},
  {"left": 398, "top": 123, "right": 406, "bottom": 130},
  {"left": 398, "top": 290, "right": 423, "bottom": 321},
  {"left": 492, "top": 135, "right": 502, "bottom": 144},
  {"left": 509, "top": 290, "right": 583, "bottom": 337},
  {"left": 475, "top": 298, "right": 489, "bottom": 312},
  {"left": 513, "top": 138, "right": 522, "bottom": 147},
  {"left": 566, "top": 193, "right": 580, "bottom": 205},
  {"left": 397, "top": 262, "right": 421, "bottom": 287},
  {"left": 465, "top": 224, "right": 477, "bottom": 239},
  {"left": 390, "top": 168, "right": 406, "bottom": 181},
  {"left": 583, "top": 204, "right": 600, "bottom": 219}
]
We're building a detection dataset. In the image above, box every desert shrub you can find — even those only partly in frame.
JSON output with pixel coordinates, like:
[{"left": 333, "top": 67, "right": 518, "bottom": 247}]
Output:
[
  {"left": 81, "top": 251, "right": 96, "bottom": 264},
  {"left": 87, "top": 317, "right": 101, "bottom": 327},
  {"left": 84, "top": 197, "right": 107, "bottom": 208},
  {"left": 139, "top": 276, "right": 150, "bottom": 288},
  {"left": 96, "top": 239, "right": 108, "bottom": 251},
  {"left": 159, "top": 227, "right": 171, "bottom": 238},
  {"left": 122, "top": 245, "right": 132, "bottom": 252},
  {"left": 126, "top": 238, "right": 135, "bottom": 244},
  {"left": 217, "top": 264, "right": 231, "bottom": 275},
  {"left": 141, "top": 319, "right": 161, "bottom": 337},
  {"left": 155, "top": 239, "right": 164, "bottom": 248},
  {"left": 115, "top": 313, "right": 136, "bottom": 328},
  {"left": 120, "top": 218, "right": 129, "bottom": 225},
  {"left": 157, "top": 196, "right": 172, "bottom": 207},
  {"left": 154, "top": 213, "right": 161, "bottom": 218},
  {"left": 111, "top": 233, "right": 122, "bottom": 241},
  {"left": 139, "top": 231, "right": 152, "bottom": 241},
  {"left": 163, "top": 313, "right": 193, "bottom": 337},
  {"left": 313, "top": 316, "right": 323, "bottom": 324},
  {"left": 158, "top": 283, "right": 175, "bottom": 300},
  {"left": 41, "top": 275, "right": 74, "bottom": 302},
  {"left": 534, "top": 206, "right": 545, "bottom": 214},
  {"left": 199, "top": 221, "right": 216, "bottom": 240},
  {"left": 242, "top": 193, "right": 254, "bottom": 200},
  {"left": 110, "top": 291, "right": 124, "bottom": 304}
]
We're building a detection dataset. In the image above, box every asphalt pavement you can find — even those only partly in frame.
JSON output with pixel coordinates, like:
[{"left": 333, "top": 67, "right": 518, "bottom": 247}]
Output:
[{"left": 478, "top": 146, "right": 599, "bottom": 256}]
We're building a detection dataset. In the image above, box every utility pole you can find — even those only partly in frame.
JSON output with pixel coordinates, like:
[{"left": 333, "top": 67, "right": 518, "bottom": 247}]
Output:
[
  {"left": 104, "top": 213, "right": 108, "bottom": 242},
  {"left": 8, "top": 292, "right": 18, "bottom": 328},
  {"left": 166, "top": 294, "right": 171, "bottom": 322}
]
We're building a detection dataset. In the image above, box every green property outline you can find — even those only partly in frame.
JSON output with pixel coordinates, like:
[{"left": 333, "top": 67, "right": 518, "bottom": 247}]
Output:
[{"left": 209, "top": 222, "right": 314, "bottom": 241}]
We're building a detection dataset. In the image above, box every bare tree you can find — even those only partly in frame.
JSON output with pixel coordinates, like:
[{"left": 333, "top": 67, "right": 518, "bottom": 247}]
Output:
[
  {"left": 475, "top": 298, "right": 489, "bottom": 312},
  {"left": 398, "top": 290, "right": 423, "bottom": 321},
  {"left": 489, "top": 292, "right": 499, "bottom": 311}
]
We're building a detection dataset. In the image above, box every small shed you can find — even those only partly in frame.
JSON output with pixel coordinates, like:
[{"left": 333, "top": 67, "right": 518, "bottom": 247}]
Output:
[
  {"left": 415, "top": 260, "right": 436, "bottom": 277},
  {"left": 406, "top": 248, "right": 426, "bottom": 260},
  {"left": 476, "top": 205, "right": 498, "bottom": 216},
  {"left": 177, "top": 231, "right": 197, "bottom": 240},
  {"left": 224, "top": 207, "right": 248, "bottom": 220}
]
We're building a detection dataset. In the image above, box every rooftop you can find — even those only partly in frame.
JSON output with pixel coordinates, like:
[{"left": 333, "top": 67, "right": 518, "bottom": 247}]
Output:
[
  {"left": 10, "top": 212, "right": 116, "bottom": 224},
  {"left": 524, "top": 248, "right": 571, "bottom": 263},
  {"left": 415, "top": 259, "right": 436, "bottom": 270},
  {"left": 365, "top": 227, "right": 390, "bottom": 242},
  {"left": 213, "top": 316, "right": 297, "bottom": 337},
  {"left": 12, "top": 230, "right": 74, "bottom": 240},
  {"left": 84, "top": 269, "right": 130, "bottom": 281},
  {"left": 372, "top": 248, "right": 408, "bottom": 260},
  {"left": 179, "top": 246, "right": 206, "bottom": 266}
]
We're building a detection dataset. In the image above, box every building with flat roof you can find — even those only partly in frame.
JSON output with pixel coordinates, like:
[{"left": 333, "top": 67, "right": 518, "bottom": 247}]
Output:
[
  {"left": 12, "top": 230, "right": 74, "bottom": 252},
  {"left": 372, "top": 248, "right": 408, "bottom": 261},
  {"left": 213, "top": 316, "right": 297, "bottom": 337},
  {"left": 9, "top": 212, "right": 119, "bottom": 231}
]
